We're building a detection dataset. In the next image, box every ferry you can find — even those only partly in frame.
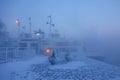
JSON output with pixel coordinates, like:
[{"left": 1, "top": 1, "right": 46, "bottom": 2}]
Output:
[{"left": 0, "top": 16, "right": 81, "bottom": 63}]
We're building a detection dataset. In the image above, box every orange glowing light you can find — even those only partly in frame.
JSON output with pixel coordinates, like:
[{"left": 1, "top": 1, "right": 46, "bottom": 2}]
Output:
[{"left": 45, "top": 48, "right": 53, "bottom": 55}]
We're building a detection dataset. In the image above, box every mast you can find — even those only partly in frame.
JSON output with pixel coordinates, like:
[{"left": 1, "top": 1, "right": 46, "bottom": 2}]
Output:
[
  {"left": 47, "top": 16, "right": 52, "bottom": 34},
  {"left": 16, "top": 19, "right": 20, "bottom": 37},
  {"left": 28, "top": 17, "right": 32, "bottom": 36},
  {"left": 47, "top": 15, "right": 55, "bottom": 34}
]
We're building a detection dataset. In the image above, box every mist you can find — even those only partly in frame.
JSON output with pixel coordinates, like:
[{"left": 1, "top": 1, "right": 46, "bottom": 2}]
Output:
[
  {"left": 0, "top": 0, "right": 120, "bottom": 65},
  {"left": 0, "top": 0, "right": 120, "bottom": 80}
]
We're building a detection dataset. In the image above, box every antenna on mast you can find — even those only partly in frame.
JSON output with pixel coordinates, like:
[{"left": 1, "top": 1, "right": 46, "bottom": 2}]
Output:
[{"left": 46, "top": 15, "right": 55, "bottom": 34}]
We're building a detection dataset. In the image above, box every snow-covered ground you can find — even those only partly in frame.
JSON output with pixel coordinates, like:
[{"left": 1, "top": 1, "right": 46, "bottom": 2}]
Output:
[
  {"left": 0, "top": 56, "right": 49, "bottom": 80},
  {"left": 0, "top": 55, "right": 120, "bottom": 80}
]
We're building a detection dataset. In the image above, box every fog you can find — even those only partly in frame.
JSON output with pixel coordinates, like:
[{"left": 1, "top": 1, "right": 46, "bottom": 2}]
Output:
[
  {"left": 0, "top": 0, "right": 120, "bottom": 66},
  {"left": 1, "top": 1, "right": 120, "bottom": 80}
]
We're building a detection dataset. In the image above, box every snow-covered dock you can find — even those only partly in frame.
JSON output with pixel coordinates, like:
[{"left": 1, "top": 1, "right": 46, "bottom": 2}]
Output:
[{"left": 0, "top": 56, "right": 120, "bottom": 80}]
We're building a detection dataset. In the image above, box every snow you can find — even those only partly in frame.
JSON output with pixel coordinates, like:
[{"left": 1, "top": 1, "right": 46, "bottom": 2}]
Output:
[
  {"left": 110, "top": 77, "right": 120, "bottom": 80},
  {"left": 0, "top": 55, "right": 120, "bottom": 80},
  {"left": 49, "top": 61, "right": 85, "bottom": 69},
  {"left": 0, "top": 55, "right": 48, "bottom": 80}
]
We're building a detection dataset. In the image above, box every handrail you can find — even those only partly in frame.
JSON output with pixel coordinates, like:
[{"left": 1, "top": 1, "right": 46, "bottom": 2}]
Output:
[{"left": 0, "top": 47, "right": 35, "bottom": 63}]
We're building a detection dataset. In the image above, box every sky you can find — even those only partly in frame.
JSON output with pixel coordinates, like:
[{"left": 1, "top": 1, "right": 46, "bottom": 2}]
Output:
[{"left": 0, "top": 0, "right": 120, "bottom": 39}]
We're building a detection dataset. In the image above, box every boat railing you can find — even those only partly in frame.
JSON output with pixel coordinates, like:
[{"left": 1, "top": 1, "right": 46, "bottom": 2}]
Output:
[{"left": 0, "top": 47, "right": 35, "bottom": 63}]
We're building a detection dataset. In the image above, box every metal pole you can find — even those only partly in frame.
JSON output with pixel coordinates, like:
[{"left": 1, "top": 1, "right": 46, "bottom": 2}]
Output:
[
  {"left": 16, "top": 19, "right": 20, "bottom": 37},
  {"left": 18, "top": 25, "right": 20, "bottom": 37},
  {"left": 49, "top": 16, "right": 52, "bottom": 34},
  {"left": 5, "top": 48, "right": 7, "bottom": 62},
  {"left": 29, "top": 17, "right": 31, "bottom": 36}
]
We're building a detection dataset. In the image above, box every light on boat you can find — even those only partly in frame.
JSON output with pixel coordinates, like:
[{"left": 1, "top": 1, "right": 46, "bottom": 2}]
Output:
[
  {"left": 36, "top": 33, "right": 40, "bottom": 36},
  {"left": 16, "top": 19, "right": 20, "bottom": 26},
  {"left": 45, "top": 48, "right": 53, "bottom": 55}
]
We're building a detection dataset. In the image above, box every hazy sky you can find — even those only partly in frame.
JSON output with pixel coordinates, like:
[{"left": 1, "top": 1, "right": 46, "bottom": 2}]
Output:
[{"left": 0, "top": 0, "right": 120, "bottom": 38}]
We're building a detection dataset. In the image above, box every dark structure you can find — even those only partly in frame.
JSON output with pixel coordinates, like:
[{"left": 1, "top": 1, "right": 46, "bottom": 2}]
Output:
[{"left": 48, "top": 51, "right": 56, "bottom": 65}]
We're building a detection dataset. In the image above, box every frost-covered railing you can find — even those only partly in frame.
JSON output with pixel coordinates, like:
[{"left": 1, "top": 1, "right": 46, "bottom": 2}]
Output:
[{"left": 0, "top": 47, "right": 35, "bottom": 63}]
